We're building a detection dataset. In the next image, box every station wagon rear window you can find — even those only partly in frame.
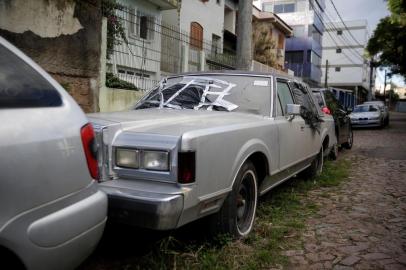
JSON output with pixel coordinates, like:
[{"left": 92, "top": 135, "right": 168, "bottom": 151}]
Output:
[
  {"left": 0, "top": 44, "right": 62, "bottom": 108},
  {"left": 135, "top": 75, "right": 272, "bottom": 116}
]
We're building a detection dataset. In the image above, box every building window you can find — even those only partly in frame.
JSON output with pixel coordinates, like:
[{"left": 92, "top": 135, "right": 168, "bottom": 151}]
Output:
[
  {"left": 307, "top": 50, "right": 311, "bottom": 62},
  {"left": 335, "top": 67, "right": 341, "bottom": 72},
  {"left": 336, "top": 48, "right": 342, "bottom": 53},
  {"left": 285, "top": 50, "right": 304, "bottom": 64},
  {"left": 337, "top": 30, "right": 343, "bottom": 35},
  {"left": 211, "top": 34, "right": 221, "bottom": 54},
  {"left": 190, "top": 22, "right": 203, "bottom": 49},
  {"left": 129, "top": 9, "right": 155, "bottom": 40},
  {"left": 274, "top": 3, "right": 295, "bottom": 13}
]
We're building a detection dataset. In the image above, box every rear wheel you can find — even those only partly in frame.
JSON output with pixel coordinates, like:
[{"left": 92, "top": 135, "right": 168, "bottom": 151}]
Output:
[
  {"left": 329, "top": 143, "right": 338, "bottom": 160},
  {"left": 300, "top": 146, "right": 323, "bottom": 179},
  {"left": 342, "top": 127, "right": 353, "bottom": 149},
  {"left": 209, "top": 161, "right": 258, "bottom": 238}
]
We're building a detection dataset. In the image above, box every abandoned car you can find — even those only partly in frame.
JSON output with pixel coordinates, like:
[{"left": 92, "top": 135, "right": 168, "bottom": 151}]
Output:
[{"left": 88, "top": 71, "right": 334, "bottom": 237}]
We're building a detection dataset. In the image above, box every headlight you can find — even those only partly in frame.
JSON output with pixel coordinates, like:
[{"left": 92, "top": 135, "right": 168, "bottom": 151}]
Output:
[
  {"left": 116, "top": 148, "right": 139, "bottom": 168},
  {"left": 143, "top": 150, "right": 169, "bottom": 171}
]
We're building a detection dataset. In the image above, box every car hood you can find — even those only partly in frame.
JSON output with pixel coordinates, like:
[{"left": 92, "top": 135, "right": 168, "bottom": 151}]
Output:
[{"left": 87, "top": 108, "right": 265, "bottom": 137}]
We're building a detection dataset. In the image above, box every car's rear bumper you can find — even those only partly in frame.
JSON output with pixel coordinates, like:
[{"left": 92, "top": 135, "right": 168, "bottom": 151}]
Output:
[
  {"left": 100, "top": 183, "right": 184, "bottom": 230},
  {"left": 0, "top": 182, "right": 107, "bottom": 270}
]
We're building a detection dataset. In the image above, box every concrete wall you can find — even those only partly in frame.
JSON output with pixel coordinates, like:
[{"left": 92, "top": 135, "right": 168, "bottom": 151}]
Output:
[
  {"left": 99, "top": 87, "right": 145, "bottom": 112},
  {"left": 0, "top": 0, "right": 102, "bottom": 112}
]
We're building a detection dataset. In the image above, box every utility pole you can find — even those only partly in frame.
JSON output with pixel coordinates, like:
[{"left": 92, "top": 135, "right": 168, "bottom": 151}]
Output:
[
  {"left": 368, "top": 60, "right": 374, "bottom": 101},
  {"left": 236, "top": 0, "right": 253, "bottom": 70},
  {"left": 324, "top": 59, "right": 329, "bottom": 88},
  {"left": 383, "top": 69, "right": 387, "bottom": 106}
]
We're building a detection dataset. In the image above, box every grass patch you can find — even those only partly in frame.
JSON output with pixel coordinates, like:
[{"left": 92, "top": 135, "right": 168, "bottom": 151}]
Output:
[{"left": 88, "top": 159, "right": 350, "bottom": 270}]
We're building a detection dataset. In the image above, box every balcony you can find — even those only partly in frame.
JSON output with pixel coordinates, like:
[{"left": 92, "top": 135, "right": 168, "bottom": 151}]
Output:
[{"left": 149, "top": 0, "right": 178, "bottom": 10}]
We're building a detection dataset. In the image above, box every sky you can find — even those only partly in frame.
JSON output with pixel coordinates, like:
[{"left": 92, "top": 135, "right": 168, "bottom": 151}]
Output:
[{"left": 324, "top": 0, "right": 405, "bottom": 88}]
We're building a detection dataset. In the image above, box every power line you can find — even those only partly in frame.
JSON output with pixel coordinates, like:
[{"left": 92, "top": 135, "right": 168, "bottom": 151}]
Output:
[
  {"left": 322, "top": 10, "right": 365, "bottom": 61},
  {"left": 328, "top": 0, "right": 364, "bottom": 47},
  {"left": 309, "top": 0, "right": 360, "bottom": 65}
]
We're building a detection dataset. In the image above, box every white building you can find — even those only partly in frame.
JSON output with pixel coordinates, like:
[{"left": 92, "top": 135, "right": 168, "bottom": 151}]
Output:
[
  {"left": 108, "top": 0, "right": 178, "bottom": 90},
  {"left": 321, "top": 20, "right": 372, "bottom": 102}
]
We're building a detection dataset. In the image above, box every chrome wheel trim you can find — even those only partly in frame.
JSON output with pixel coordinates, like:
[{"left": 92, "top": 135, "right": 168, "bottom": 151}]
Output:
[{"left": 236, "top": 170, "right": 257, "bottom": 236}]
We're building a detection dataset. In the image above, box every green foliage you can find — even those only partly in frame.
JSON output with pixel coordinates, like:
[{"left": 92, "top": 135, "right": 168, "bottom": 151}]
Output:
[
  {"left": 367, "top": 0, "right": 406, "bottom": 77},
  {"left": 388, "top": 0, "right": 406, "bottom": 25},
  {"left": 106, "top": 72, "right": 138, "bottom": 90},
  {"left": 252, "top": 22, "right": 277, "bottom": 67},
  {"left": 102, "top": 0, "right": 128, "bottom": 59},
  {"left": 367, "top": 16, "right": 406, "bottom": 77}
]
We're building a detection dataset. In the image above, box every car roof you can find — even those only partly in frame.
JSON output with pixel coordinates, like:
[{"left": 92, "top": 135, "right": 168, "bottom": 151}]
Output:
[{"left": 169, "top": 70, "right": 297, "bottom": 81}]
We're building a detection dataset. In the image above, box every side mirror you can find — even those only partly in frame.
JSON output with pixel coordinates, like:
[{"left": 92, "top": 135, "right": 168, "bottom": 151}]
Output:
[{"left": 286, "top": 104, "right": 301, "bottom": 120}]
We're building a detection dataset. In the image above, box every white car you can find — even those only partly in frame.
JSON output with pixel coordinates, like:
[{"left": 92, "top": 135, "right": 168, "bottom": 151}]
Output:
[
  {"left": 0, "top": 36, "right": 107, "bottom": 270},
  {"left": 363, "top": 101, "right": 389, "bottom": 126},
  {"left": 350, "top": 104, "right": 384, "bottom": 128}
]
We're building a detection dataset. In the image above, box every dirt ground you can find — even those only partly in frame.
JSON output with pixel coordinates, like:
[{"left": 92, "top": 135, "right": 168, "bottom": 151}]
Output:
[{"left": 285, "top": 112, "right": 406, "bottom": 270}]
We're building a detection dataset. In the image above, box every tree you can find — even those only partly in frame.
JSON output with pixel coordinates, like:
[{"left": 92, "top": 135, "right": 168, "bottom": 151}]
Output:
[
  {"left": 252, "top": 22, "right": 276, "bottom": 67},
  {"left": 367, "top": 0, "right": 406, "bottom": 77}
]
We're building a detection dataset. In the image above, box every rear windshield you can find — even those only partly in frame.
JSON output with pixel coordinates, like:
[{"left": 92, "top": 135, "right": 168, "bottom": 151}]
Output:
[
  {"left": 354, "top": 105, "right": 379, "bottom": 112},
  {"left": 135, "top": 75, "right": 272, "bottom": 116},
  {"left": 0, "top": 44, "right": 62, "bottom": 108}
]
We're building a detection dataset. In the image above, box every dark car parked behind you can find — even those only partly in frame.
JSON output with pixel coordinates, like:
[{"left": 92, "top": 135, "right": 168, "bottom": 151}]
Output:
[{"left": 312, "top": 89, "right": 353, "bottom": 149}]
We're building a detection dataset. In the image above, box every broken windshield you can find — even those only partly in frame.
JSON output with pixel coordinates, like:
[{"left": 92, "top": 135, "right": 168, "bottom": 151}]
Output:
[{"left": 135, "top": 75, "right": 272, "bottom": 116}]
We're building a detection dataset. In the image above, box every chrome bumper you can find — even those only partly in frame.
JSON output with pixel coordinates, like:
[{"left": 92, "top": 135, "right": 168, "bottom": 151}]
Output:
[
  {"left": 351, "top": 119, "right": 381, "bottom": 127},
  {"left": 100, "top": 185, "right": 184, "bottom": 230}
]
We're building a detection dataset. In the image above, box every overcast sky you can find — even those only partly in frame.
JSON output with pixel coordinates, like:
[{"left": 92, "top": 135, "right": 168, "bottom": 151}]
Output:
[{"left": 324, "top": 0, "right": 389, "bottom": 34}]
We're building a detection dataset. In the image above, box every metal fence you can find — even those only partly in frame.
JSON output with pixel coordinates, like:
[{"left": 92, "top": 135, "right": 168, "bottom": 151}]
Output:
[{"left": 104, "top": 3, "right": 239, "bottom": 91}]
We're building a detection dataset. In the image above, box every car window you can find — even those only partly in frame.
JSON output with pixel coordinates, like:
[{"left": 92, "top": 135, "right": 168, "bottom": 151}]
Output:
[
  {"left": 136, "top": 75, "right": 272, "bottom": 116},
  {"left": 0, "top": 44, "right": 62, "bottom": 109},
  {"left": 354, "top": 105, "right": 379, "bottom": 112},
  {"left": 276, "top": 80, "right": 294, "bottom": 114},
  {"left": 313, "top": 92, "right": 325, "bottom": 108}
]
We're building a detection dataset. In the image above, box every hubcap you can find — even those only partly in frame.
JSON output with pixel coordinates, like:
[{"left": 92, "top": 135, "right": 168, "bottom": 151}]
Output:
[{"left": 236, "top": 170, "right": 257, "bottom": 235}]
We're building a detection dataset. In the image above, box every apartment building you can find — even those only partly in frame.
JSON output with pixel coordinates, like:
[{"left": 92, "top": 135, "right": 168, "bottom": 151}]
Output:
[
  {"left": 259, "top": 0, "right": 325, "bottom": 86},
  {"left": 321, "top": 20, "right": 371, "bottom": 103}
]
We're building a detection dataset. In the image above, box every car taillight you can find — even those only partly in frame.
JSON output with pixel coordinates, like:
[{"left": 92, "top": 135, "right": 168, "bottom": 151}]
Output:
[
  {"left": 322, "top": 106, "right": 331, "bottom": 115},
  {"left": 81, "top": 123, "right": 99, "bottom": 180},
  {"left": 178, "top": 152, "right": 195, "bottom": 184}
]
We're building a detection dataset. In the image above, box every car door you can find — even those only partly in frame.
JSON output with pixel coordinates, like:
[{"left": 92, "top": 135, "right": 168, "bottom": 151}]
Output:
[
  {"left": 325, "top": 91, "right": 349, "bottom": 144},
  {"left": 274, "top": 79, "right": 310, "bottom": 171}
]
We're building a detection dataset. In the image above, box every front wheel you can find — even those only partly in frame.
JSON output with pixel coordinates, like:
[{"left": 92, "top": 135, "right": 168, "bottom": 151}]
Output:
[
  {"left": 209, "top": 161, "right": 258, "bottom": 238},
  {"left": 329, "top": 143, "right": 339, "bottom": 160},
  {"left": 342, "top": 127, "right": 353, "bottom": 149}
]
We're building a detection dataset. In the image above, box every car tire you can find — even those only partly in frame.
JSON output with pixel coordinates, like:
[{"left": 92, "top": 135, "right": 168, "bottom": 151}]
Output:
[
  {"left": 209, "top": 161, "right": 258, "bottom": 238},
  {"left": 329, "top": 143, "right": 338, "bottom": 160},
  {"left": 300, "top": 145, "right": 323, "bottom": 179},
  {"left": 342, "top": 127, "right": 353, "bottom": 149}
]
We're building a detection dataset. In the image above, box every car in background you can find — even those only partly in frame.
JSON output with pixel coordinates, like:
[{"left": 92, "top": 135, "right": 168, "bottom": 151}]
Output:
[
  {"left": 88, "top": 71, "right": 333, "bottom": 239},
  {"left": 363, "top": 100, "right": 389, "bottom": 126},
  {"left": 350, "top": 104, "right": 384, "bottom": 128},
  {"left": 312, "top": 89, "right": 353, "bottom": 150},
  {"left": 0, "top": 37, "right": 107, "bottom": 270}
]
